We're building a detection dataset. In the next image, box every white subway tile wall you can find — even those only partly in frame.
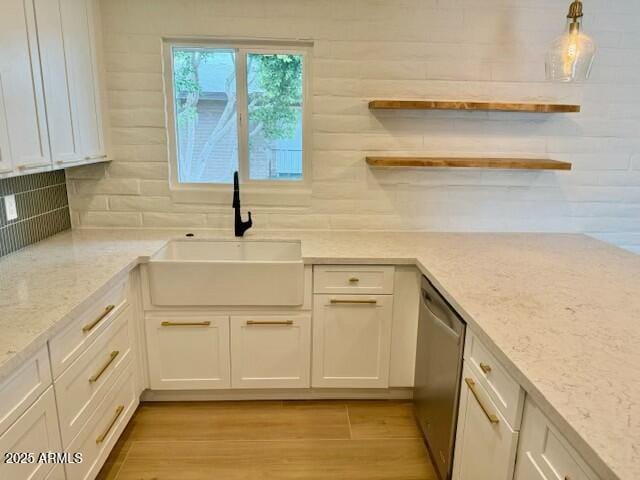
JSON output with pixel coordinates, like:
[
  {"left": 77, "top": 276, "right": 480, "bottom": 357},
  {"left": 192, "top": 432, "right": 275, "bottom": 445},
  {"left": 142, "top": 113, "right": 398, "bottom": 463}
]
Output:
[{"left": 68, "top": 0, "right": 640, "bottom": 254}]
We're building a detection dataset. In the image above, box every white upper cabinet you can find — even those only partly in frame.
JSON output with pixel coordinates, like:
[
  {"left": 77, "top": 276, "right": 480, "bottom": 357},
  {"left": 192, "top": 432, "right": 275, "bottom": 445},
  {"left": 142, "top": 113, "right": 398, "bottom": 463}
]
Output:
[
  {"left": 0, "top": 0, "right": 50, "bottom": 173},
  {"left": 33, "top": 0, "right": 81, "bottom": 164},
  {"left": 34, "top": 0, "right": 106, "bottom": 166}
]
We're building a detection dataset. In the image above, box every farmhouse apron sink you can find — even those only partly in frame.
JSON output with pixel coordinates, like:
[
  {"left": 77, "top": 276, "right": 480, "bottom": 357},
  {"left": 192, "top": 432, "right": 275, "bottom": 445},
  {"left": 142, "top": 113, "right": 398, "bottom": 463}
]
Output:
[{"left": 147, "top": 239, "right": 304, "bottom": 306}]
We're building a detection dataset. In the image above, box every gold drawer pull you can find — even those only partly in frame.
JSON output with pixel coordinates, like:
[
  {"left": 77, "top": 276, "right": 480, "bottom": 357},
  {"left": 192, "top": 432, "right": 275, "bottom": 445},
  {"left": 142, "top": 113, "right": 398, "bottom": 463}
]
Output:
[
  {"left": 465, "top": 378, "right": 499, "bottom": 424},
  {"left": 246, "top": 320, "right": 294, "bottom": 325},
  {"left": 161, "top": 321, "right": 211, "bottom": 327},
  {"left": 479, "top": 362, "right": 492, "bottom": 374},
  {"left": 330, "top": 299, "right": 377, "bottom": 305},
  {"left": 82, "top": 305, "right": 116, "bottom": 333},
  {"left": 96, "top": 405, "right": 124, "bottom": 444},
  {"left": 348, "top": 277, "right": 359, "bottom": 283},
  {"left": 89, "top": 351, "right": 119, "bottom": 384}
]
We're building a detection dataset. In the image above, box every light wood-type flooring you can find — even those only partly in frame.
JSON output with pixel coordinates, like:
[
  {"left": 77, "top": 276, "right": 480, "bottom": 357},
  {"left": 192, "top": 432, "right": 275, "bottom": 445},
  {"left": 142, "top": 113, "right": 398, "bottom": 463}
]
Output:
[{"left": 97, "top": 400, "right": 438, "bottom": 480}]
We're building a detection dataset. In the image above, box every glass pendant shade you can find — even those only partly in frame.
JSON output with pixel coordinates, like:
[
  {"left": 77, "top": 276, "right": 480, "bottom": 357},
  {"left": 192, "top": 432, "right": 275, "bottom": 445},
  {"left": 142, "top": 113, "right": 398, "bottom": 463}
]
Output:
[{"left": 545, "top": 3, "right": 596, "bottom": 82}]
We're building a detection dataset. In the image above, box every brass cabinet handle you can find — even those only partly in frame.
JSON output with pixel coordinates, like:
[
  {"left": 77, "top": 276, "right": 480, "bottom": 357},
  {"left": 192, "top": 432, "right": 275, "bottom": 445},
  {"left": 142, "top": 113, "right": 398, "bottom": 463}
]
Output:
[
  {"left": 82, "top": 305, "right": 116, "bottom": 333},
  {"left": 348, "top": 277, "right": 359, "bottom": 283},
  {"left": 246, "top": 320, "right": 294, "bottom": 325},
  {"left": 161, "top": 321, "right": 211, "bottom": 327},
  {"left": 465, "top": 378, "right": 499, "bottom": 424},
  {"left": 96, "top": 405, "right": 124, "bottom": 444},
  {"left": 16, "top": 162, "right": 50, "bottom": 170},
  {"left": 89, "top": 351, "right": 119, "bottom": 384},
  {"left": 479, "top": 362, "right": 492, "bottom": 374},
  {"left": 330, "top": 299, "right": 377, "bottom": 305}
]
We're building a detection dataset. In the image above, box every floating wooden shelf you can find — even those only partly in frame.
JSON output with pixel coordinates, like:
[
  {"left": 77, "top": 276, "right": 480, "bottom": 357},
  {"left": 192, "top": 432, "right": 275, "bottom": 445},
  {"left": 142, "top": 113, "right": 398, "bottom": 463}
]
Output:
[
  {"left": 366, "top": 157, "right": 573, "bottom": 171},
  {"left": 368, "top": 100, "right": 581, "bottom": 113}
]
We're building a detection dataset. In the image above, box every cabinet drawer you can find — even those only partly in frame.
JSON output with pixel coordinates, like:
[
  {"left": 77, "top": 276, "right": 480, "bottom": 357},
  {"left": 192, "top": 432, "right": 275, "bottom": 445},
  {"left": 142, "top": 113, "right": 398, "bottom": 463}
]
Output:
[
  {"left": 0, "top": 387, "right": 62, "bottom": 480},
  {"left": 452, "top": 364, "right": 519, "bottom": 480},
  {"left": 230, "top": 315, "right": 311, "bottom": 389},
  {"left": 313, "top": 265, "right": 394, "bottom": 295},
  {"left": 514, "top": 399, "right": 600, "bottom": 480},
  {"left": 0, "top": 346, "right": 52, "bottom": 436},
  {"left": 50, "top": 278, "right": 128, "bottom": 379},
  {"left": 55, "top": 306, "right": 134, "bottom": 446},
  {"left": 464, "top": 330, "right": 524, "bottom": 429},
  {"left": 66, "top": 364, "right": 138, "bottom": 480}
]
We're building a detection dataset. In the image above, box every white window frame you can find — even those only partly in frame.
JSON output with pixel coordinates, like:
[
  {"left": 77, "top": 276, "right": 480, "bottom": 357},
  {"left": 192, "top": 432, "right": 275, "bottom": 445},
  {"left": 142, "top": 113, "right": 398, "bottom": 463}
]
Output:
[{"left": 162, "top": 38, "right": 312, "bottom": 205}]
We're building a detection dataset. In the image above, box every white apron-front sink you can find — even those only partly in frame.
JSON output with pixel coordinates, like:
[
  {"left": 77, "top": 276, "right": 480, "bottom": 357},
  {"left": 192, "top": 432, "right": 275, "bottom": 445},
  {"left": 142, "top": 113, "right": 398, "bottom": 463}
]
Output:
[{"left": 147, "top": 239, "right": 304, "bottom": 306}]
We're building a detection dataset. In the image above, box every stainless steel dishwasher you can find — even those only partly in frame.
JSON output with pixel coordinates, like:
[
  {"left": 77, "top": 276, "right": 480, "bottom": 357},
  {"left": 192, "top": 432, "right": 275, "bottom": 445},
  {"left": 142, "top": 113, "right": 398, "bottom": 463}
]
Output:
[{"left": 414, "top": 275, "right": 466, "bottom": 480}]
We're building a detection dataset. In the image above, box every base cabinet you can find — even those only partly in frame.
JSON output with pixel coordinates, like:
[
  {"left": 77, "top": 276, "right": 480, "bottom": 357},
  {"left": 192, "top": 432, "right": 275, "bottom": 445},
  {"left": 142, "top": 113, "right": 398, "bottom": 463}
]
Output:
[
  {"left": 0, "top": 388, "right": 62, "bottom": 480},
  {"left": 312, "top": 294, "right": 393, "bottom": 388},
  {"left": 514, "top": 399, "right": 600, "bottom": 480},
  {"left": 230, "top": 315, "right": 311, "bottom": 389},
  {"left": 452, "top": 365, "right": 519, "bottom": 480},
  {"left": 145, "top": 315, "right": 231, "bottom": 390}
]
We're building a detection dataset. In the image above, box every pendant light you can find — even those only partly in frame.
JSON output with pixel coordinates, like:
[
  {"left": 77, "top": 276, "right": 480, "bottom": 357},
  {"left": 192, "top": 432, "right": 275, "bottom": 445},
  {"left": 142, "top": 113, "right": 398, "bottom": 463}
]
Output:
[{"left": 545, "top": 0, "right": 596, "bottom": 82}]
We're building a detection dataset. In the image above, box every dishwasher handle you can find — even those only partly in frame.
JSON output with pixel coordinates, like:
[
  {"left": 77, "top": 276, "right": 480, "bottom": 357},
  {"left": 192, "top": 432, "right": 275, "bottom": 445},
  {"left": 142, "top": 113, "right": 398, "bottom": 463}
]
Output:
[{"left": 421, "top": 285, "right": 465, "bottom": 342}]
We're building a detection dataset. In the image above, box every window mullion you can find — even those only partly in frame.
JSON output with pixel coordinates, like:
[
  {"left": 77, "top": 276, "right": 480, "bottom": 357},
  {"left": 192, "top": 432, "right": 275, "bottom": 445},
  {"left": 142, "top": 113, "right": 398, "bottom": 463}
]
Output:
[{"left": 236, "top": 49, "right": 249, "bottom": 182}]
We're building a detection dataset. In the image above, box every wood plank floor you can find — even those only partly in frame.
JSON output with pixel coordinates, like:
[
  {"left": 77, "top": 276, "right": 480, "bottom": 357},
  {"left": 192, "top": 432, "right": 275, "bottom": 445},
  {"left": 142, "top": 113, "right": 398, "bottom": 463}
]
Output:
[{"left": 97, "top": 400, "right": 437, "bottom": 480}]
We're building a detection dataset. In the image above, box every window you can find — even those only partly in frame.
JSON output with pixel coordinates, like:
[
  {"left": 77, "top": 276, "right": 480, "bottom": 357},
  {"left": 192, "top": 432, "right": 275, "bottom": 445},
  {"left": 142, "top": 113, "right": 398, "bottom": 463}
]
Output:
[{"left": 167, "top": 42, "right": 307, "bottom": 187}]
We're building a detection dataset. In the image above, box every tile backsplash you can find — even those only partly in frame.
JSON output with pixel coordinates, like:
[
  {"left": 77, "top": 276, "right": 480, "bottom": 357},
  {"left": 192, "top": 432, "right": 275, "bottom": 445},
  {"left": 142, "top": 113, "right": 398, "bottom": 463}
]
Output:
[{"left": 0, "top": 171, "right": 71, "bottom": 258}]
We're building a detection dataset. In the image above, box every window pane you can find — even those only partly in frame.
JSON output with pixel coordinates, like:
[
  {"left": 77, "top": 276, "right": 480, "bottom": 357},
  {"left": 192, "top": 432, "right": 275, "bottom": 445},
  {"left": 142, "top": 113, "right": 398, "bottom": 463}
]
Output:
[
  {"left": 173, "top": 48, "right": 238, "bottom": 184},
  {"left": 247, "top": 53, "right": 303, "bottom": 181}
]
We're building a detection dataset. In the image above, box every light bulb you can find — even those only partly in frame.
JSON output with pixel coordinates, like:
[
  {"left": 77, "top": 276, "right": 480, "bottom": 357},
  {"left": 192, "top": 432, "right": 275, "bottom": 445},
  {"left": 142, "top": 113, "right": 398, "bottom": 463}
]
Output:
[{"left": 545, "top": 1, "right": 596, "bottom": 82}]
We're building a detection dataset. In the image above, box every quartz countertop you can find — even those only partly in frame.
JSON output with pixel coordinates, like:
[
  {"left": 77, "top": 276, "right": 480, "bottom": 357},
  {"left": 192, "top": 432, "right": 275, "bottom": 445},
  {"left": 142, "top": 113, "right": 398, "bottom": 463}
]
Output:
[{"left": 0, "top": 229, "right": 638, "bottom": 480}]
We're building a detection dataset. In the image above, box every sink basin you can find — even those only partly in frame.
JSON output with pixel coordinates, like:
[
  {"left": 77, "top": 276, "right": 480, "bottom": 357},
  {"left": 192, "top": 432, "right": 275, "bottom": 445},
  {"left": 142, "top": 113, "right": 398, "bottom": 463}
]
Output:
[{"left": 147, "top": 239, "right": 304, "bottom": 306}]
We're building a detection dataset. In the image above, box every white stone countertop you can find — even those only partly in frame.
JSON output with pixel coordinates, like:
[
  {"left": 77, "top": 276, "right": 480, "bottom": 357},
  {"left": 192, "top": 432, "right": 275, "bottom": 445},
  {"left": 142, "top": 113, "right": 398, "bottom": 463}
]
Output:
[{"left": 0, "top": 228, "right": 638, "bottom": 480}]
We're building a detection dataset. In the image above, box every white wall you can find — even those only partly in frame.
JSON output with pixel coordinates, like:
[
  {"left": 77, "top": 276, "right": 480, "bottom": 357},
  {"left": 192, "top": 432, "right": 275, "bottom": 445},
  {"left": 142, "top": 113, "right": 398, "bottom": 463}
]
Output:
[{"left": 68, "top": 0, "right": 640, "bottom": 254}]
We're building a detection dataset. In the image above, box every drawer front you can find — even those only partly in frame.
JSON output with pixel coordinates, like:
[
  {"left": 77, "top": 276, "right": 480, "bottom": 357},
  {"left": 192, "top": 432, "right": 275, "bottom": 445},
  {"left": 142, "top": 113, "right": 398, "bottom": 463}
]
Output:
[
  {"left": 464, "top": 330, "right": 524, "bottom": 429},
  {"left": 0, "top": 387, "right": 62, "bottom": 480},
  {"left": 515, "top": 399, "right": 600, "bottom": 480},
  {"left": 50, "top": 279, "right": 128, "bottom": 379},
  {"left": 0, "top": 346, "right": 52, "bottom": 436},
  {"left": 313, "top": 265, "right": 394, "bottom": 295},
  {"left": 56, "top": 306, "right": 134, "bottom": 446},
  {"left": 452, "top": 364, "right": 519, "bottom": 480},
  {"left": 66, "top": 364, "right": 138, "bottom": 480},
  {"left": 230, "top": 315, "right": 311, "bottom": 389}
]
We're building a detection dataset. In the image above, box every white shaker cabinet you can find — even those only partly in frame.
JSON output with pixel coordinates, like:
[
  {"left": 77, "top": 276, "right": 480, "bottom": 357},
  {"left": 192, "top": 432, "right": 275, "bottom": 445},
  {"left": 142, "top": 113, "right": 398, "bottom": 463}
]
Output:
[
  {"left": 514, "top": 399, "right": 600, "bottom": 480},
  {"left": 452, "top": 364, "right": 519, "bottom": 480},
  {"left": 0, "top": 0, "right": 50, "bottom": 174},
  {"left": 312, "top": 294, "right": 393, "bottom": 388},
  {"left": 145, "top": 315, "right": 231, "bottom": 390},
  {"left": 0, "top": 388, "right": 62, "bottom": 480},
  {"left": 230, "top": 315, "right": 311, "bottom": 389},
  {"left": 34, "top": 0, "right": 106, "bottom": 166}
]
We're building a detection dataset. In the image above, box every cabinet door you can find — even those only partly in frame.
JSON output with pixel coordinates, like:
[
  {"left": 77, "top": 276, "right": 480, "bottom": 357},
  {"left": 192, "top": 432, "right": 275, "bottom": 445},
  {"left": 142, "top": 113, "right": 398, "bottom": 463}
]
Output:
[
  {"left": 33, "top": 0, "right": 82, "bottom": 165},
  {"left": 312, "top": 294, "right": 393, "bottom": 388},
  {"left": 59, "top": 0, "right": 105, "bottom": 160},
  {"left": 452, "top": 365, "right": 518, "bottom": 480},
  {"left": 0, "top": 0, "right": 50, "bottom": 173},
  {"left": 514, "top": 399, "right": 600, "bottom": 480},
  {"left": 230, "top": 315, "right": 311, "bottom": 389},
  {"left": 0, "top": 387, "right": 62, "bottom": 480},
  {"left": 0, "top": 90, "right": 12, "bottom": 174},
  {"left": 145, "top": 315, "right": 231, "bottom": 390}
]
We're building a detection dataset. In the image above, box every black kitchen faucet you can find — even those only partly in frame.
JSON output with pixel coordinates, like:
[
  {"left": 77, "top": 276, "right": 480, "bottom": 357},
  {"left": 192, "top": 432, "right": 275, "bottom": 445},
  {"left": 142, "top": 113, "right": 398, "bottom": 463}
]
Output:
[{"left": 232, "top": 171, "right": 252, "bottom": 237}]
